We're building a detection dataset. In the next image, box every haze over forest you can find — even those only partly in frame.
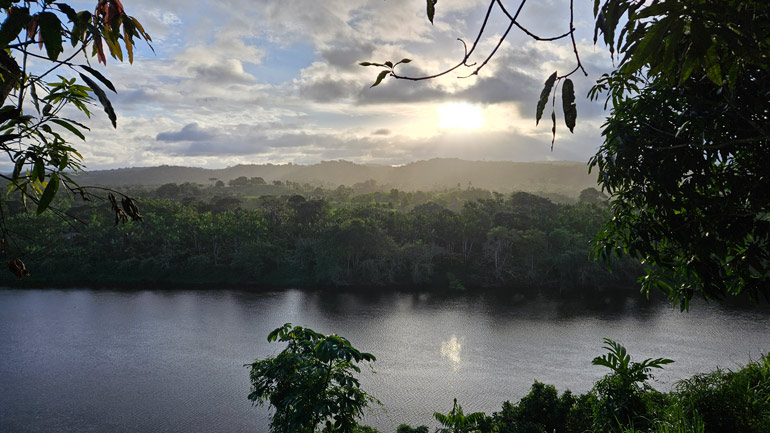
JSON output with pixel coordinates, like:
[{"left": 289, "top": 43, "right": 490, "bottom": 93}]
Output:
[{"left": 73, "top": 158, "right": 597, "bottom": 197}]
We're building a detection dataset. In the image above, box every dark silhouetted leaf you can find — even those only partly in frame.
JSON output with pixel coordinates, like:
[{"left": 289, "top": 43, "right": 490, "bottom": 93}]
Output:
[
  {"left": 79, "top": 65, "right": 116, "bottom": 92},
  {"left": 562, "top": 78, "right": 576, "bottom": 133},
  {"left": 370, "top": 70, "right": 389, "bottom": 88},
  {"left": 427, "top": 0, "right": 437, "bottom": 25},
  {"left": 0, "top": 6, "right": 30, "bottom": 47},
  {"left": 536, "top": 71, "right": 557, "bottom": 126},
  {"left": 550, "top": 110, "right": 556, "bottom": 150},
  {"left": 56, "top": 3, "right": 78, "bottom": 22},
  {"left": 79, "top": 73, "right": 116, "bottom": 127},
  {"left": 38, "top": 12, "right": 63, "bottom": 60}
]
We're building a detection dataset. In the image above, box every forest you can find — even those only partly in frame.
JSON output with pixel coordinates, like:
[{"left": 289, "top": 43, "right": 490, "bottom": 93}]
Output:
[{"left": 0, "top": 178, "right": 640, "bottom": 291}]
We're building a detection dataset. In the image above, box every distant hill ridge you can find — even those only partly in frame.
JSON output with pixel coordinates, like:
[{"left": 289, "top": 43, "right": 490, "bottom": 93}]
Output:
[{"left": 73, "top": 158, "right": 597, "bottom": 195}]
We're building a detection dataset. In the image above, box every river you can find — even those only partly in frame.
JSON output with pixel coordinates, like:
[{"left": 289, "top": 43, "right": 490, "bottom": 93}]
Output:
[{"left": 0, "top": 288, "right": 768, "bottom": 432}]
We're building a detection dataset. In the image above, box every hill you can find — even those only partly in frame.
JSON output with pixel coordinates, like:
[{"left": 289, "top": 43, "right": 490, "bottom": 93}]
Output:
[{"left": 72, "top": 158, "right": 597, "bottom": 197}]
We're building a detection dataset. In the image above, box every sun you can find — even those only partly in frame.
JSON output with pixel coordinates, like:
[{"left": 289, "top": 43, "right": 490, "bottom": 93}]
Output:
[{"left": 436, "top": 102, "right": 486, "bottom": 130}]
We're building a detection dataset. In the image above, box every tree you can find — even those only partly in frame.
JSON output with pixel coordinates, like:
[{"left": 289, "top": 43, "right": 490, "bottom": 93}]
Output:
[
  {"left": 433, "top": 398, "right": 486, "bottom": 433},
  {"left": 591, "top": 338, "right": 673, "bottom": 431},
  {"left": 0, "top": 1, "right": 150, "bottom": 271},
  {"left": 588, "top": 0, "right": 770, "bottom": 308},
  {"left": 365, "top": 1, "right": 770, "bottom": 307},
  {"left": 247, "top": 323, "right": 377, "bottom": 433}
]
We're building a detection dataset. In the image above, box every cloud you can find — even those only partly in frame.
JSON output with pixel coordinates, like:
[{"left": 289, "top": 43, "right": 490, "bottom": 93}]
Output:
[
  {"left": 156, "top": 123, "right": 219, "bottom": 142},
  {"left": 63, "top": 0, "right": 612, "bottom": 170}
]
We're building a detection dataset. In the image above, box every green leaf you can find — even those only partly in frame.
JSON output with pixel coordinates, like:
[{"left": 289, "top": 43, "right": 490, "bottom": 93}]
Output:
[
  {"left": 78, "top": 73, "right": 117, "bottom": 128},
  {"left": 38, "top": 12, "right": 63, "bottom": 60},
  {"left": 561, "top": 78, "right": 576, "bottom": 133},
  {"left": 0, "top": 6, "right": 30, "bottom": 47},
  {"left": 384, "top": 61, "right": 393, "bottom": 69},
  {"left": 426, "top": 0, "right": 437, "bottom": 25},
  {"left": 11, "top": 157, "right": 24, "bottom": 180},
  {"left": 370, "top": 70, "right": 389, "bottom": 88},
  {"left": 33, "top": 158, "right": 45, "bottom": 182},
  {"left": 79, "top": 65, "right": 117, "bottom": 93},
  {"left": 535, "top": 71, "right": 557, "bottom": 126},
  {"left": 704, "top": 44, "right": 722, "bottom": 86},
  {"left": 37, "top": 173, "right": 59, "bottom": 214},
  {"left": 399, "top": 58, "right": 411, "bottom": 64},
  {"left": 58, "top": 152, "right": 68, "bottom": 171},
  {"left": 50, "top": 118, "right": 86, "bottom": 140}
]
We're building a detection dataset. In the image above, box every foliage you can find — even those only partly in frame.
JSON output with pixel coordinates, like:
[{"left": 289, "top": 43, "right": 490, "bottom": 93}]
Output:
[
  {"left": 588, "top": 0, "right": 770, "bottom": 307},
  {"left": 0, "top": 0, "right": 149, "bottom": 274},
  {"left": 591, "top": 338, "right": 673, "bottom": 431},
  {"left": 433, "top": 398, "right": 486, "bottom": 433},
  {"left": 486, "top": 343, "right": 768, "bottom": 433},
  {"left": 0, "top": 185, "right": 643, "bottom": 289},
  {"left": 492, "top": 381, "right": 581, "bottom": 433},
  {"left": 246, "top": 323, "right": 377, "bottom": 433},
  {"left": 396, "top": 424, "right": 429, "bottom": 433},
  {"left": 672, "top": 354, "right": 770, "bottom": 433}
]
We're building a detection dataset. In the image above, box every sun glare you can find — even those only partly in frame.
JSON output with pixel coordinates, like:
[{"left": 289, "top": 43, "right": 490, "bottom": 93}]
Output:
[{"left": 436, "top": 102, "right": 486, "bottom": 130}]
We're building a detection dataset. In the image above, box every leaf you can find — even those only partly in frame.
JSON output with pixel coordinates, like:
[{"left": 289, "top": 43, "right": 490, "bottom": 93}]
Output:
[
  {"left": 11, "top": 157, "right": 24, "bottom": 180},
  {"left": 0, "top": 6, "right": 30, "bottom": 47},
  {"left": 50, "top": 118, "right": 86, "bottom": 140},
  {"left": 561, "top": 78, "right": 577, "bottom": 133},
  {"left": 704, "top": 44, "right": 722, "bottom": 86},
  {"left": 79, "top": 73, "right": 117, "bottom": 127},
  {"left": 370, "top": 70, "right": 389, "bottom": 88},
  {"left": 0, "top": 106, "right": 20, "bottom": 124},
  {"left": 399, "top": 58, "right": 411, "bottom": 64},
  {"left": 384, "top": 61, "right": 393, "bottom": 69},
  {"left": 79, "top": 65, "right": 117, "bottom": 92},
  {"left": 535, "top": 71, "right": 557, "bottom": 126},
  {"left": 122, "top": 18, "right": 135, "bottom": 63},
  {"left": 38, "top": 12, "right": 63, "bottom": 60},
  {"left": 426, "top": 0, "right": 437, "bottom": 25},
  {"left": 550, "top": 110, "right": 556, "bottom": 150},
  {"left": 37, "top": 173, "right": 59, "bottom": 214},
  {"left": 93, "top": 33, "right": 107, "bottom": 65},
  {"left": 56, "top": 3, "right": 79, "bottom": 22}
]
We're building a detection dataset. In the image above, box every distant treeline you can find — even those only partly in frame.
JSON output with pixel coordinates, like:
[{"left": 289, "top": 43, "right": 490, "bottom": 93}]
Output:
[{"left": 1, "top": 181, "right": 642, "bottom": 289}]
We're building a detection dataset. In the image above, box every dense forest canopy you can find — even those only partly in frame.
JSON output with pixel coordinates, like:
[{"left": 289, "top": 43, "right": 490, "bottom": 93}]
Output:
[{"left": 0, "top": 180, "right": 638, "bottom": 290}]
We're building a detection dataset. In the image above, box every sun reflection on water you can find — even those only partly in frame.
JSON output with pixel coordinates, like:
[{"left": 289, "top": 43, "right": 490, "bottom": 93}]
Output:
[{"left": 440, "top": 335, "right": 463, "bottom": 370}]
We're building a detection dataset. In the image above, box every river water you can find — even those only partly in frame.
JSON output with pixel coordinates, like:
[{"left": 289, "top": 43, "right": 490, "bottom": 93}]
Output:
[{"left": 0, "top": 288, "right": 768, "bottom": 432}]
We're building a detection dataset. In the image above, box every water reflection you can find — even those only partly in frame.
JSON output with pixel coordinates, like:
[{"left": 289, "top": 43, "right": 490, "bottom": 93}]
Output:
[{"left": 440, "top": 335, "right": 464, "bottom": 369}]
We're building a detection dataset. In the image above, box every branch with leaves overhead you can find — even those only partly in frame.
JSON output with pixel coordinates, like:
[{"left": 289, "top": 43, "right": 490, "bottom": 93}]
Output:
[
  {"left": 0, "top": 0, "right": 151, "bottom": 277},
  {"left": 361, "top": 0, "right": 586, "bottom": 146}
]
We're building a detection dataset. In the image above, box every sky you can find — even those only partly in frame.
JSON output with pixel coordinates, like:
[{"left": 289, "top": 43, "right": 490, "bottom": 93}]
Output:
[{"left": 53, "top": 0, "right": 615, "bottom": 170}]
